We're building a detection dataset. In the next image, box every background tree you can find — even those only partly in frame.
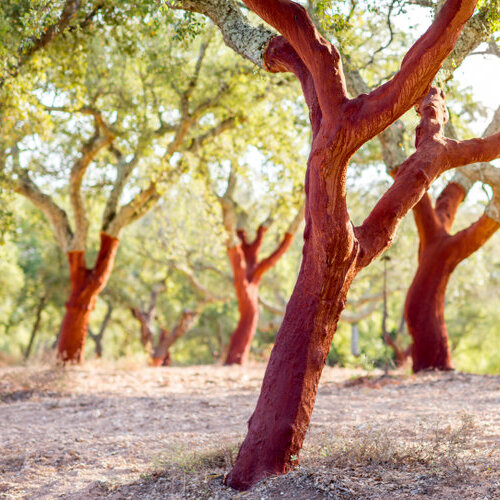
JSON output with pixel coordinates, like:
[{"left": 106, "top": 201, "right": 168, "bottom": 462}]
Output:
[
  {"left": 4, "top": 16, "right": 280, "bottom": 362},
  {"left": 405, "top": 107, "right": 500, "bottom": 372},
  {"left": 216, "top": 164, "right": 304, "bottom": 365}
]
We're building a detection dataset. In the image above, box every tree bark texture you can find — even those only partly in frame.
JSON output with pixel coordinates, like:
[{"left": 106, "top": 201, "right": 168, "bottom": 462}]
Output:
[
  {"left": 405, "top": 184, "right": 500, "bottom": 371},
  {"left": 225, "top": 228, "right": 294, "bottom": 365},
  {"left": 217, "top": 0, "right": 500, "bottom": 490},
  {"left": 170, "top": 0, "right": 500, "bottom": 490},
  {"left": 57, "top": 233, "right": 119, "bottom": 363}
]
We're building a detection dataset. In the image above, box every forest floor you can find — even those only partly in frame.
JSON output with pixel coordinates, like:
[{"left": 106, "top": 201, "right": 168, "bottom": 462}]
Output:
[{"left": 0, "top": 361, "right": 499, "bottom": 500}]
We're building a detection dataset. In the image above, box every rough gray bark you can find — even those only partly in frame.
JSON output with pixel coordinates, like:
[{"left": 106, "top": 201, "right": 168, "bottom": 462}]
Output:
[
  {"left": 166, "top": 0, "right": 275, "bottom": 68},
  {"left": 69, "top": 130, "right": 114, "bottom": 251},
  {"left": 15, "top": 171, "right": 73, "bottom": 251}
]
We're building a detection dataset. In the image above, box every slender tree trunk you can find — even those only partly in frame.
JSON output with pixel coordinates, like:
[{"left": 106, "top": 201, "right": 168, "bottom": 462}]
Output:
[
  {"left": 24, "top": 293, "right": 49, "bottom": 360},
  {"left": 222, "top": 229, "right": 295, "bottom": 365},
  {"left": 88, "top": 302, "right": 113, "bottom": 358},
  {"left": 151, "top": 328, "right": 169, "bottom": 367},
  {"left": 57, "top": 233, "right": 119, "bottom": 363},
  {"left": 131, "top": 307, "right": 155, "bottom": 352},
  {"left": 225, "top": 282, "right": 259, "bottom": 365},
  {"left": 350, "top": 323, "right": 360, "bottom": 357}
]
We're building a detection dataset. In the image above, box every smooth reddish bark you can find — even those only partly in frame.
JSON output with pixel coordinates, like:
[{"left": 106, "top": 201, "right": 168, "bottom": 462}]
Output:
[
  {"left": 406, "top": 184, "right": 500, "bottom": 372},
  {"left": 225, "top": 228, "right": 294, "bottom": 365},
  {"left": 222, "top": 0, "right": 499, "bottom": 491},
  {"left": 57, "top": 233, "right": 119, "bottom": 363}
]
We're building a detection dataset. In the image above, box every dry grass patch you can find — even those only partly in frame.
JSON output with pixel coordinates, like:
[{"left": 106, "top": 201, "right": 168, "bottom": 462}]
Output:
[{"left": 90, "top": 412, "right": 498, "bottom": 499}]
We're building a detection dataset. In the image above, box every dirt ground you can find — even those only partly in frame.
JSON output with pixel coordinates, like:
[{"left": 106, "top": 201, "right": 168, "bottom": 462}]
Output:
[{"left": 0, "top": 362, "right": 499, "bottom": 499}]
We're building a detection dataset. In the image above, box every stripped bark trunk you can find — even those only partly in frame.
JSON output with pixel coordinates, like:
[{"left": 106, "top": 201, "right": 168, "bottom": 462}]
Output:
[
  {"left": 221, "top": 0, "right": 499, "bottom": 489},
  {"left": 225, "top": 281, "right": 259, "bottom": 365},
  {"left": 405, "top": 184, "right": 500, "bottom": 371},
  {"left": 57, "top": 233, "right": 119, "bottom": 363},
  {"left": 224, "top": 230, "right": 294, "bottom": 365}
]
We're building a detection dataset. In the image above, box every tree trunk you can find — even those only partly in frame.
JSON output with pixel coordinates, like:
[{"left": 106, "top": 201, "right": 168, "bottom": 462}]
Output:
[
  {"left": 350, "top": 323, "right": 360, "bottom": 357},
  {"left": 58, "top": 304, "right": 93, "bottom": 363},
  {"left": 222, "top": 229, "right": 294, "bottom": 365},
  {"left": 88, "top": 302, "right": 113, "bottom": 358},
  {"left": 24, "top": 293, "right": 49, "bottom": 360},
  {"left": 131, "top": 307, "right": 155, "bottom": 352},
  {"left": 226, "top": 148, "right": 360, "bottom": 488},
  {"left": 405, "top": 239, "right": 456, "bottom": 371},
  {"left": 151, "top": 309, "right": 200, "bottom": 366},
  {"left": 405, "top": 186, "right": 499, "bottom": 372},
  {"left": 57, "top": 233, "right": 119, "bottom": 363},
  {"left": 225, "top": 282, "right": 259, "bottom": 365}
]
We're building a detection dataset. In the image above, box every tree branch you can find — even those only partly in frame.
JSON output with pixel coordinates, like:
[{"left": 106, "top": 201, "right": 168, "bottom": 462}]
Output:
[
  {"left": 15, "top": 170, "right": 73, "bottom": 251},
  {"left": 411, "top": 192, "right": 441, "bottom": 247},
  {"left": 356, "top": 86, "right": 500, "bottom": 269},
  {"left": 243, "top": 0, "right": 347, "bottom": 116},
  {"left": 340, "top": 301, "right": 379, "bottom": 324},
  {"left": 218, "top": 164, "right": 239, "bottom": 247},
  {"left": 186, "top": 116, "right": 238, "bottom": 153},
  {"left": 15, "top": 0, "right": 82, "bottom": 74},
  {"left": 450, "top": 212, "right": 500, "bottom": 261},
  {"left": 352, "top": 0, "right": 477, "bottom": 143},
  {"left": 433, "top": 182, "right": 466, "bottom": 231},
  {"left": 172, "top": 263, "right": 228, "bottom": 302},
  {"left": 439, "top": 2, "right": 500, "bottom": 82},
  {"left": 69, "top": 116, "right": 115, "bottom": 251},
  {"left": 166, "top": 0, "right": 275, "bottom": 68}
]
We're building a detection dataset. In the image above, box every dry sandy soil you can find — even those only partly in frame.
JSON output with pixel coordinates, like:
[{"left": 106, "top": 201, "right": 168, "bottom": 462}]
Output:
[{"left": 0, "top": 362, "right": 499, "bottom": 499}]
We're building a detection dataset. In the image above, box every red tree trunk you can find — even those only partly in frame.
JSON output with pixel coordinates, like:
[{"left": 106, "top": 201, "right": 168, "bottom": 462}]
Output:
[
  {"left": 219, "top": 0, "right": 497, "bottom": 490},
  {"left": 405, "top": 185, "right": 499, "bottom": 372},
  {"left": 405, "top": 239, "right": 456, "bottom": 371},
  {"left": 226, "top": 135, "right": 359, "bottom": 490},
  {"left": 225, "top": 282, "right": 259, "bottom": 365},
  {"left": 224, "top": 230, "right": 293, "bottom": 365},
  {"left": 57, "top": 233, "right": 119, "bottom": 363}
]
